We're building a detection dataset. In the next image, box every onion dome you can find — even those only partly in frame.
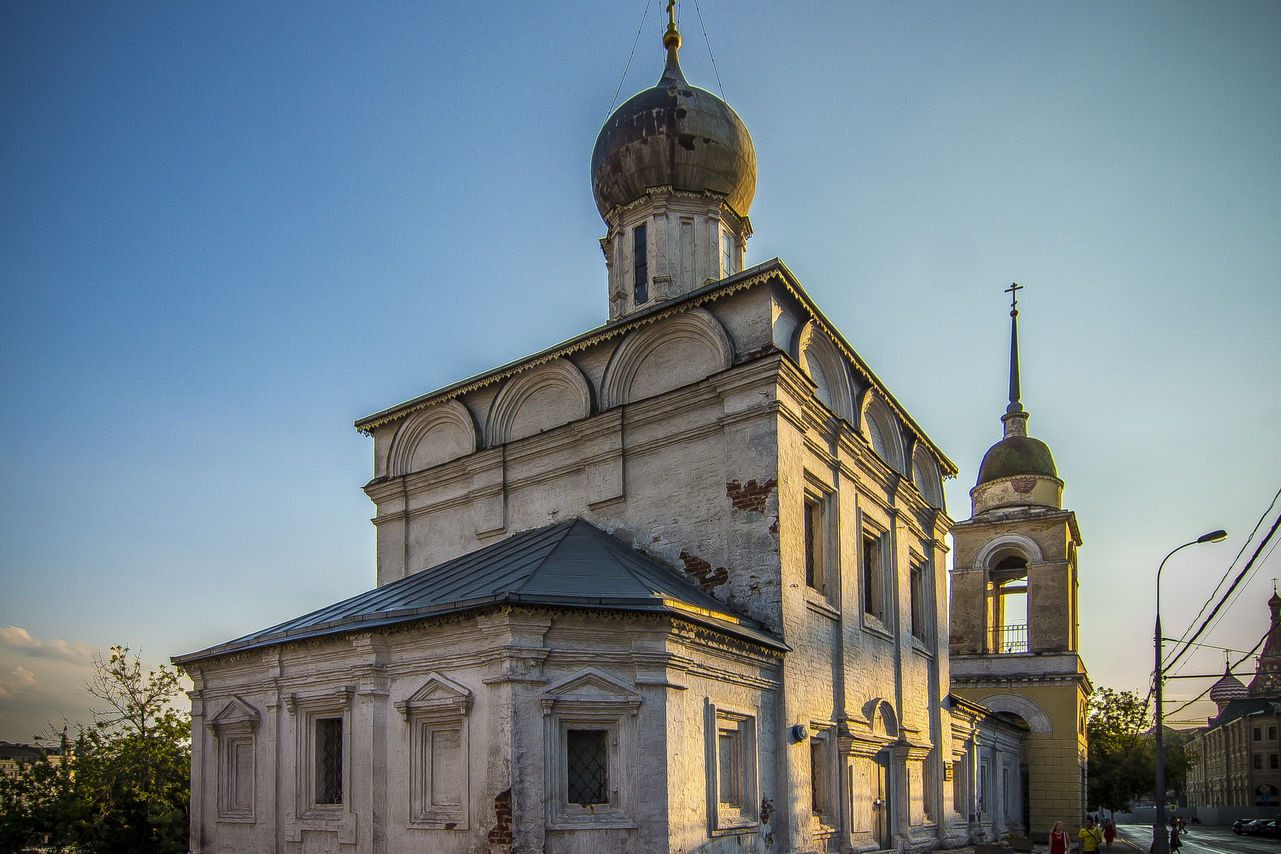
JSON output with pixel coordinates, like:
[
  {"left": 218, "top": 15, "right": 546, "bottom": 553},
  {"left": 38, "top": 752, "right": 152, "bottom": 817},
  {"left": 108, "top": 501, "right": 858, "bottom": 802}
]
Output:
[
  {"left": 590, "top": 16, "right": 756, "bottom": 220},
  {"left": 977, "top": 432, "right": 1057, "bottom": 485},
  {"left": 1209, "top": 664, "right": 1248, "bottom": 710}
]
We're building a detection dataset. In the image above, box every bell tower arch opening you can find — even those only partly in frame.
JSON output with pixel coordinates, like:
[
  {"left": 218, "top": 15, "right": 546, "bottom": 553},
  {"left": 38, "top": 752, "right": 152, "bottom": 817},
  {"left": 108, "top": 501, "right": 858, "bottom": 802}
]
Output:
[{"left": 989, "top": 551, "right": 1029, "bottom": 654}]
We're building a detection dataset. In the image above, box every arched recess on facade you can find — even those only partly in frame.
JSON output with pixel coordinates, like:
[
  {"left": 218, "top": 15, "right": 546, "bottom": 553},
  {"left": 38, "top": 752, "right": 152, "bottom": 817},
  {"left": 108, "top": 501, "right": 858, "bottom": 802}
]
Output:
[
  {"left": 863, "top": 698, "right": 899, "bottom": 740},
  {"left": 860, "top": 391, "right": 905, "bottom": 474},
  {"left": 486, "top": 359, "right": 593, "bottom": 446},
  {"left": 910, "top": 441, "right": 944, "bottom": 509},
  {"left": 793, "top": 320, "right": 854, "bottom": 423},
  {"left": 600, "top": 308, "right": 733, "bottom": 408},
  {"left": 976, "top": 693, "right": 1052, "bottom": 734},
  {"left": 387, "top": 400, "right": 478, "bottom": 476}
]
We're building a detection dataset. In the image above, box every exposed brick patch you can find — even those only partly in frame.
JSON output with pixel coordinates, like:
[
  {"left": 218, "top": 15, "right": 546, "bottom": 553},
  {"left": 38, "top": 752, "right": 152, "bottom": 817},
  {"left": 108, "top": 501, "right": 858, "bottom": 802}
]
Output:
[
  {"left": 768, "top": 516, "right": 779, "bottom": 535},
  {"left": 726, "top": 478, "right": 777, "bottom": 513},
  {"left": 680, "top": 551, "right": 729, "bottom": 593},
  {"left": 1012, "top": 476, "right": 1037, "bottom": 494},
  {"left": 486, "top": 788, "right": 512, "bottom": 845}
]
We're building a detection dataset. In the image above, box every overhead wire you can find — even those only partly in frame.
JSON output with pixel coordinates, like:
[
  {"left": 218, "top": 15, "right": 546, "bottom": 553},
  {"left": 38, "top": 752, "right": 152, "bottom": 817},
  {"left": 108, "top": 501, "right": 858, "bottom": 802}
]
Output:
[
  {"left": 1163, "top": 508, "right": 1281, "bottom": 674},
  {"left": 692, "top": 0, "right": 726, "bottom": 101},
  {"left": 1165, "top": 631, "right": 1268, "bottom": 720},
  {"left": 1166, "top": 485, "right": 1281, "bottom": 676},
  {"left": 608, "top": 0, "right": 655, "bottom": 116}
]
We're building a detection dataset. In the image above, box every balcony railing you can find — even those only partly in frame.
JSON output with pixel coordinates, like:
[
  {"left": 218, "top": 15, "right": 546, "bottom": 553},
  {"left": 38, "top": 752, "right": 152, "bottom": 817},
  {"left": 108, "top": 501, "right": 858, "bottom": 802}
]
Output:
[{"left": 993, "top": 623, "right": 1028, "bottom": 654}]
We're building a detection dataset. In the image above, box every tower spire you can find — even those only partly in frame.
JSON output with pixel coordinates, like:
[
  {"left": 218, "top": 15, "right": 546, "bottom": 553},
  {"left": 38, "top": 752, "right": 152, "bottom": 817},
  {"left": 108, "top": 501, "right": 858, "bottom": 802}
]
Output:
[
  {"left": 1005, "top": 282, "right": 1024, "bottom": 416},
  {"left": 1000, "top": 282, "right": 1029, "bottom": 439}
]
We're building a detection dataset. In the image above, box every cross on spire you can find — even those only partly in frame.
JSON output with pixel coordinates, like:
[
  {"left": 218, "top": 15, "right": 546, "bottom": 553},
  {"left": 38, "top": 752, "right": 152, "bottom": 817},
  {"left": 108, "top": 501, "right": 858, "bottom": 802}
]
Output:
[{"left": 1005, "top": 281, "right": 1023, "bottom": 317}]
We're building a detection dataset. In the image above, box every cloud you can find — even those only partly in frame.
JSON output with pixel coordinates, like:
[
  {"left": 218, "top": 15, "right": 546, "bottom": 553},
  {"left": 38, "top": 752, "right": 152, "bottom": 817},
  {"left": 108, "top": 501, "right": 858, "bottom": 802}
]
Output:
[
  {"left": 0, "top": 665, "right": 39, "bottom": 701},
  {"left": 0, "top": 626, "right": 94, "bottom": 663}
]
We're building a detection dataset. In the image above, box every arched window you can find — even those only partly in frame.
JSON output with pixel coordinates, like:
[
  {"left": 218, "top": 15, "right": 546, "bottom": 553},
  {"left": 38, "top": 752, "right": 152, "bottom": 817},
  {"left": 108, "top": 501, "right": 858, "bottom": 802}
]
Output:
[{"left": 989, "top": 553, "right": 1028, "bottom": 654}]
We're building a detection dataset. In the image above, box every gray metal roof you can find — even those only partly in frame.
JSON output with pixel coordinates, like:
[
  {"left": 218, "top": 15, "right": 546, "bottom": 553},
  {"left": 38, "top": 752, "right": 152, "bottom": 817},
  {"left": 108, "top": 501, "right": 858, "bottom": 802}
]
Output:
[{"left": 174, "top": 519, "right": 785, "bottom": 665}]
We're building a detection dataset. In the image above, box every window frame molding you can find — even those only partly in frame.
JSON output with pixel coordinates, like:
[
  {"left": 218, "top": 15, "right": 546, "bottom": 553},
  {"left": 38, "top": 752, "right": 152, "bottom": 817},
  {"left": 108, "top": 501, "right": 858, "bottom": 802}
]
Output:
[
  {"left": 540, "top": 669, "right": 641, "bottom": 831},
  {"left": 285, "top": 687, "right": 354, "bottom": 820},
  {"left": 705, "top": 701, "right": 759, "bottom": 835},
  {"left": 396, "top": 672, "right": 473, "bottom": 830},
  {"left": 206, "top": 696, "right": 260, "bottom": 824},
  {"left": 860, "top": 524, "right": 891, "bottom": 632},
  {"left": 808, "top": 724, "right": 840, "bottom": 835}
]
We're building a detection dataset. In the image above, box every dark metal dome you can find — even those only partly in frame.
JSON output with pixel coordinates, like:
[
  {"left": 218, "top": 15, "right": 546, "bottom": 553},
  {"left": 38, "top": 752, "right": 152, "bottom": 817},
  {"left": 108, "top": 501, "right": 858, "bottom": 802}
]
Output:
[
  {"left": 590, "top": 43, "right": 756, "bottom": 220},
  {"left": 976, "top": 435, "right": 1058, "bottom": 486}
]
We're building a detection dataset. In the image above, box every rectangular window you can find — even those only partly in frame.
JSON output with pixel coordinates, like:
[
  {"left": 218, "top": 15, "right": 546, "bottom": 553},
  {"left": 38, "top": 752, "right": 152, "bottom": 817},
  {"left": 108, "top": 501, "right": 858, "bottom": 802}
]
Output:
[
  {"left": 810, "top": 735, "right": 832, "bottom": 822},
  {"left": 1271, "top": 726, "right": 1277, "bottom": 740},
  {"left": 721, "top": 231, "right": 734, "bottom": 276},
  {"left": 910, "top": 560, "right": 929, "bottom": 642},
  {"left": 632, "top": 224, "right": 648, "bottom": 304},
  {"left": 1272, "top": 753, "right": 1279, "bottom": 770},
  {"left": 863, "top": 533, "right": 884, "bottom": 619},
  {"left": 706, "top": 705, "right": 757, "bottom": 833},
  {"left": 718, "top": 728, "right": 742, "bottom": 807},
  {"left": 1255, "top": 753, "right": 1264, "bottom": 770},
  {"left": 1256, "top": 727, "right": 1263, "bottom": 742},
  {"left": 314, "top": 717, "right": 343, "bottom": 805},
  {"left": 804, "top": 498, "right": 827, "bottom": 594},
  {"left": 566, "top": 729, "right": 609, "bottom": 806}
]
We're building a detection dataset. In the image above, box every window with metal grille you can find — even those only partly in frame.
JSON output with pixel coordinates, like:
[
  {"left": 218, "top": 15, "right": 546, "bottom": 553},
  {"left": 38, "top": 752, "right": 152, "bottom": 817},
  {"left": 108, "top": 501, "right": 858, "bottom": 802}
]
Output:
[
  {"left": 566, "top": 729, "right": 608, "bottom": 805},
  {"left": 315, "top": 717, "right": 343, "bottom": 805},
  {"left": 633, "top": 224, "right": 648, "bottom": 304}
]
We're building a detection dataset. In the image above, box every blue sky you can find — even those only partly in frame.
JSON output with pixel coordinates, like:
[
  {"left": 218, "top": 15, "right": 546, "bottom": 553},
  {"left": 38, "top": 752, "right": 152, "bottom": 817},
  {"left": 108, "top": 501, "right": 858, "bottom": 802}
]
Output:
[{"left": 2, "top": 1, "right": 1278, "bottom": 739}]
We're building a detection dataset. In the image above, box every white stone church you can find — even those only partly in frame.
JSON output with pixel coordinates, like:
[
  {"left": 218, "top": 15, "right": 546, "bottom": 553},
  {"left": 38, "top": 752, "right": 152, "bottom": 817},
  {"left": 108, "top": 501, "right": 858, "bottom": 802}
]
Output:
[{"left": 176, "top": 15, "right": 1031, "bottom": 854}]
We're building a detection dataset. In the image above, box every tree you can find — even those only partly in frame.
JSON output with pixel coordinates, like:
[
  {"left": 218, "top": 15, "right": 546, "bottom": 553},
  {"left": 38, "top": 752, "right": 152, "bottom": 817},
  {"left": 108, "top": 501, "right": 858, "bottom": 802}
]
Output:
[
  {"left": 1087, "top": 687, "right": 1154, "bottom": 812},
  {"left": 0, "top": 646, "right": 189, "bottom": 854}
]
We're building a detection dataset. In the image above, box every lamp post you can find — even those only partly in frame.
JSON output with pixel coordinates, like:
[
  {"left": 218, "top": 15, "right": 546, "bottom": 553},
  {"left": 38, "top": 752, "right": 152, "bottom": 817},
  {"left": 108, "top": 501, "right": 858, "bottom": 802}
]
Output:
[{"left": 1153, "top": 528, "right": 1227, "bottom": 854}]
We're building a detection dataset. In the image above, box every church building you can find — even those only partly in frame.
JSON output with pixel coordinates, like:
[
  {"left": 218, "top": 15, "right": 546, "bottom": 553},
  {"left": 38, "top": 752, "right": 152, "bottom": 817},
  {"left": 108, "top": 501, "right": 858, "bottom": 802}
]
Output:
[{"left": 176, "top": 14, "right": 1008, "bottom": 854}]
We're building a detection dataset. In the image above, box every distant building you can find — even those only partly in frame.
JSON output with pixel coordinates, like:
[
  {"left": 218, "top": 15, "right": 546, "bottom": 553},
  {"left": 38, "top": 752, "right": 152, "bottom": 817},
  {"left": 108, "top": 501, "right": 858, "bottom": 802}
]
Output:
[
  {"left": 947, "top": 295, "right": 1091, "bottom": 840},
  {"left": 0, "top": 740, "right": 64, "bottom": 777},
  {"left": 1186, "top": 593, "right": 1281, "bottom": 808}
]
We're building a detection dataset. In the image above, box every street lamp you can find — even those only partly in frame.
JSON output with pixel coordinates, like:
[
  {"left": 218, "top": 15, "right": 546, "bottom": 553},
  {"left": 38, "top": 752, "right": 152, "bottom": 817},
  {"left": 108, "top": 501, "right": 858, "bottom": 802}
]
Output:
[{"left": 1153, "top": 528, "right": 1227, "bottom": 854}]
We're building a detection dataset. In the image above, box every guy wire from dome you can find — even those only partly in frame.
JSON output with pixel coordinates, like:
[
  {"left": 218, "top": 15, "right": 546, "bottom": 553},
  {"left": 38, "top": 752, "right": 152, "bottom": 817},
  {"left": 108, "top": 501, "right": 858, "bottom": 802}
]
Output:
[{"left": 590, "top": 1, "right": 756, "bottom": 221}]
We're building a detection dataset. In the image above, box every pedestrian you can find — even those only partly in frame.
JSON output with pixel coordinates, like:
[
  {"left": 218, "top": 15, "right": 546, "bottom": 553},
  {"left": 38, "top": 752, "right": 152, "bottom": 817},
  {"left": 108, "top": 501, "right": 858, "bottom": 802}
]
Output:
[
  {"left": 1050, "top": 821, "right": 1069, "bottom": 854},
  {"left": 1103, "top": 817, "right": 1116, "bottom": 850},
  {"left": 1169, "top": 822, "right": 1182, "bottom": 853},
  {"left": 1078, "top": 816, "right": 1104, "bottom": 854}
]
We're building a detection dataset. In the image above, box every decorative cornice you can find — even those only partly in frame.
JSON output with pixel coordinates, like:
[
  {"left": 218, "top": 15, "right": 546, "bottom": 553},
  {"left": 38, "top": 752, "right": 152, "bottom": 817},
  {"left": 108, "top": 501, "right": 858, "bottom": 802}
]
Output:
[{"left": 352, "top": 259, "right": 954, "bottom": 480}]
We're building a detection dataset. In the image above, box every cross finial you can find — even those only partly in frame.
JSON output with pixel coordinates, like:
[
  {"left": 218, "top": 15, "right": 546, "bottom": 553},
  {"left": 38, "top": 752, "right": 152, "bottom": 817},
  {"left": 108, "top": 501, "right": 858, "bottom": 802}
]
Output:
[
  {"left": 1273, "top": 577, "right": 1278, "bottom": 595},
  {"left": 663, "top": 0, "right": 681, "bottom": 53},
  {"left": 1005, "top": 281, "right": 1023, "bottom": 317}
]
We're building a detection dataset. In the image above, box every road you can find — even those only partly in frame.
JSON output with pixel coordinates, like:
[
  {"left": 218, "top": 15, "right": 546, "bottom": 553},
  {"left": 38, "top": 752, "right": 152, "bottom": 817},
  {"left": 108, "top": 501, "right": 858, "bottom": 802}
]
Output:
[{"left": 1115, "top": 822, "right": 1280, "bottom": 854}]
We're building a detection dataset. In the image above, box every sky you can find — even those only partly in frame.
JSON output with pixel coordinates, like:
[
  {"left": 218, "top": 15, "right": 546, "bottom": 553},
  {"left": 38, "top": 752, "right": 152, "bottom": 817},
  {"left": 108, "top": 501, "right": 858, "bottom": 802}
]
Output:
[{"left": 1, "top": 1, "right": 1278, "bottom": 742}]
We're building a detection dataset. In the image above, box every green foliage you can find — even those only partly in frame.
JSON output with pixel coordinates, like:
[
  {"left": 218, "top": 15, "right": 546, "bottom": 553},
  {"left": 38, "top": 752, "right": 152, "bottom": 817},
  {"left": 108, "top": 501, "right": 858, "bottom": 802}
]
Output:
[
  {"left": 0, "top": 646, "right": 190, "bottom": 854},
  {"left": 1087, "top": 687, "right": 1154, "bottom": 811}
]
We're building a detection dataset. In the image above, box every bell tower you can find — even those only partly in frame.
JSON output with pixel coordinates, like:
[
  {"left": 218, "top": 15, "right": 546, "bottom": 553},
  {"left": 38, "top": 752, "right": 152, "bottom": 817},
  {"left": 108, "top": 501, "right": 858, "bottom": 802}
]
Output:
[{"left": 949, "top": 285, "right": 1091, "bottom": 840}]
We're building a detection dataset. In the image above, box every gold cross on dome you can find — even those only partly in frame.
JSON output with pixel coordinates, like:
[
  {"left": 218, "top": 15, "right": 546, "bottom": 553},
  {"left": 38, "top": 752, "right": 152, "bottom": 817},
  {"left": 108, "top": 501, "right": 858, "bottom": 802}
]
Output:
[{"left": 667, "top": 0, "right": 676, "bottom": 28}]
